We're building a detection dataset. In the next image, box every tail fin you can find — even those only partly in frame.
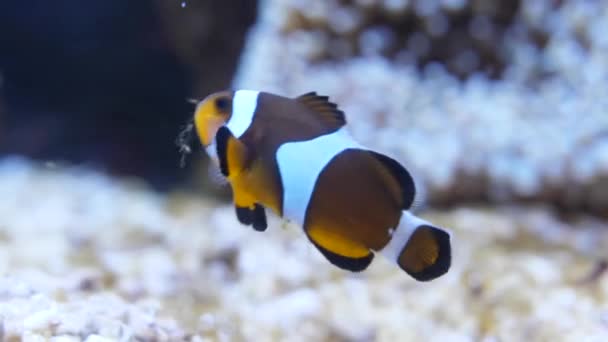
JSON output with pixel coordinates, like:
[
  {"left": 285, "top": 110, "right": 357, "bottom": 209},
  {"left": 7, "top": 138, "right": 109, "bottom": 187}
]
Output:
[{"left": 380, "top": 211, "right": 451, "bottom": 281}]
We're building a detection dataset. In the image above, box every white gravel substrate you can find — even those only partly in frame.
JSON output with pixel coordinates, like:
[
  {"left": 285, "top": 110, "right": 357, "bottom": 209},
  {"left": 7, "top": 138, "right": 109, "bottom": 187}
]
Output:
[{"left": 1, "top": 158, "right": 608, "bottom": 341}]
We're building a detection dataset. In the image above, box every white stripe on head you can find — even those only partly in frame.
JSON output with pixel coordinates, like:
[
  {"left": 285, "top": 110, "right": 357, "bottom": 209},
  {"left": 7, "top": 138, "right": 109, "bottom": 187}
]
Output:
[
  {"left": 276, "top": 128, "right": 361, "bottom": 226},
  {"left": 379, "top": 211, "right": 428, "bottom": 263},
  {"left": 226, "top": 90, "right": 260, "bottom": 138}
]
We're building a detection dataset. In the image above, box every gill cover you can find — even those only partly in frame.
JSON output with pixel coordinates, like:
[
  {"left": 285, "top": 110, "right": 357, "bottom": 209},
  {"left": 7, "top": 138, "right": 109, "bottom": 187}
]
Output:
[{"left": 193, "top": 91, "right": 233, "bottom": 146}]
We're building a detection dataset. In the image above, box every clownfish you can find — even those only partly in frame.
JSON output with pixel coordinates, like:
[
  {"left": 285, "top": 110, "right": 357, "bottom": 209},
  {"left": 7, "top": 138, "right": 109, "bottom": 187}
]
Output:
[{"left": 191, "top": 90, "right": 451, "bottom": 281}]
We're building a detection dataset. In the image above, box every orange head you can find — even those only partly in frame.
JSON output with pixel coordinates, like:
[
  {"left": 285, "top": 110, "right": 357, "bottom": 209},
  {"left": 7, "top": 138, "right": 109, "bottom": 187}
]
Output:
[{"left": 193, "top": 91, "right": 233, "bottom": 147}]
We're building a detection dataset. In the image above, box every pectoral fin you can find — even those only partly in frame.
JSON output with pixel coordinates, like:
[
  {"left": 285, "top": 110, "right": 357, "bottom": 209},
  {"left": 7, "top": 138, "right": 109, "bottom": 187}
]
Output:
[
  {"left": 235, "top": 206, "right": 253, "bottom": 225},
  {"left": 215, "top": 126, "right": 249, "bottom": 178},
  {"left": 306, "top": 224, "right": 374, "bottom": 272}
]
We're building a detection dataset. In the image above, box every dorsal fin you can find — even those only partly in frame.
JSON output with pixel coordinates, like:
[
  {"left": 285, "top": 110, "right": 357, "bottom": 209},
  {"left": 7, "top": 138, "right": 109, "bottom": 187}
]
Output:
[{"left": 296, "top": 92, "right": 346, "bottom": 129}]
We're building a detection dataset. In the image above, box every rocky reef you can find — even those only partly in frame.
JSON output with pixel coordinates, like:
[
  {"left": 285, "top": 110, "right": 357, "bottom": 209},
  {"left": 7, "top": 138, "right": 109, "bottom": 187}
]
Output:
[{"left": 235, "top": 0, "right": 608, "bottom": 217}]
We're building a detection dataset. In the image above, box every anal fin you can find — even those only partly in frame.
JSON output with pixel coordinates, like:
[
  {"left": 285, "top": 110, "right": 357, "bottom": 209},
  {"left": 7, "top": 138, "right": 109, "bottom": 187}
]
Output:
[{"left": 306, "top": 224, "right": 373, "bottom": 272}]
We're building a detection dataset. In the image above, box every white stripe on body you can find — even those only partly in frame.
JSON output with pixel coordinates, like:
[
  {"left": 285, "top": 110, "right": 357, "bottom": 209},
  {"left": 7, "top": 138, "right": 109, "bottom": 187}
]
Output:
[
  {"left": 378, "top": 211, "right": 432, "bottom": 263},
  {"left": 276, "top": 126, "right": 438, "bottom": 266},
  {"left": 226, "top": 90, "right": 260, "bottom": 138},
  {"left": 276, "top": 128, "right": 362, "bottom": 226}
]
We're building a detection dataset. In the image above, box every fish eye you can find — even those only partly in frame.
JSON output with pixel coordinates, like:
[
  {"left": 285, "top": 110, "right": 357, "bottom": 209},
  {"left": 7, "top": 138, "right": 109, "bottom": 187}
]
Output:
[{"left": 215, "top": 97, "right": 229, "bottom": 112}]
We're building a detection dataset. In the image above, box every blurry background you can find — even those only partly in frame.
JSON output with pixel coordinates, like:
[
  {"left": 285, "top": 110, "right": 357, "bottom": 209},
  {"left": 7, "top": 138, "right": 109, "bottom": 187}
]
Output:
[
  {"left": 1, "top": 0, "right": 606, "bottom": 216},
  {"left": 1, "top": 0, "right": 608, "bottom": 341},
  {"left": 0, "top": 0, "right": 257, "bottom": 189}
]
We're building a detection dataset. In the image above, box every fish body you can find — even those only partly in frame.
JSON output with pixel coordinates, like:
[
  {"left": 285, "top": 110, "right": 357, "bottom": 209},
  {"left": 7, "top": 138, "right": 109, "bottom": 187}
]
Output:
[{"left": 193, "top": 90, "right": 451, "bottom": 280}]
